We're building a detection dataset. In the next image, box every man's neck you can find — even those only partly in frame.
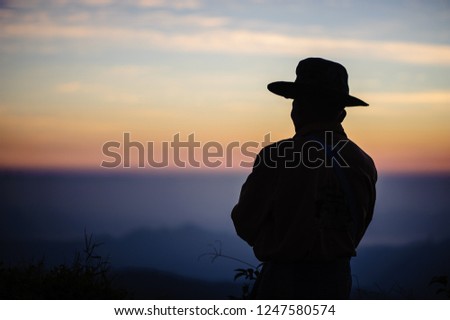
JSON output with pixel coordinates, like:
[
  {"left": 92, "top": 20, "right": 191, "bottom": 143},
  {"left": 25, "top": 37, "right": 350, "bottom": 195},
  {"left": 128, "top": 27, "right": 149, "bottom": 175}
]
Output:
[{"left": 294, "top": 121, "right": 345, "bottom": 138}]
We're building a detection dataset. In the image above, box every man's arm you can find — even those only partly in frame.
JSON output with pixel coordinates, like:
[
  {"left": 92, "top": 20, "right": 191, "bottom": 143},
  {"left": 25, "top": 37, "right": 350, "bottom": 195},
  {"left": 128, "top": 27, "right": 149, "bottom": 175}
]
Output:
[{"left": 231, "top": 147, "right": 278, "bottom": 246}]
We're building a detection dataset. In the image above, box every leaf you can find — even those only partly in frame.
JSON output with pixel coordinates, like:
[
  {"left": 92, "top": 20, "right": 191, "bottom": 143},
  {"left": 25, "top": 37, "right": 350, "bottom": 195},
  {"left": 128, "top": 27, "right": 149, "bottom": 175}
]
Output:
[{"left": 234, "top": 269, "right": 247, "bottom": 281}]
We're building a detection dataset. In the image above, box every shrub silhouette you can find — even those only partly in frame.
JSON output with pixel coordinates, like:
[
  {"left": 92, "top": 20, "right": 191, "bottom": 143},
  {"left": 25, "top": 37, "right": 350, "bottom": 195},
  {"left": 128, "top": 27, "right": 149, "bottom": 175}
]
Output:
[
  {"left": 0, "top": 232, "right": 126, "bottom": 299},
  {"left": 430, "top": 275, "right": 450, "bottom": 299},
  {"left": 199, "top": 240, "right": 262, "bottom": 299}
]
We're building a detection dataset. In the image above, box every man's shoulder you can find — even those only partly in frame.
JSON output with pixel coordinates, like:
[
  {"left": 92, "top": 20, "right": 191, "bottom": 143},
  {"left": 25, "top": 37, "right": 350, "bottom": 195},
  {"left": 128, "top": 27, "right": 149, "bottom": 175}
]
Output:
[
  {"left": 258, "top": 138, "right": 297, "bottom": 158},
  {"left": 256, "top": 135, "right": 376, "bottom": 176},
  {"left": 345, "top": 140, "right": 376, "bottom": 164},
  {"left": 260, "top": 138, "right": 295, "bottom": 150},
  {"left": 341, "top": 139, "right": 377, "bottom": 179},
  {"left": 253, "top": 138, "right": 296, "bottom": 169}
]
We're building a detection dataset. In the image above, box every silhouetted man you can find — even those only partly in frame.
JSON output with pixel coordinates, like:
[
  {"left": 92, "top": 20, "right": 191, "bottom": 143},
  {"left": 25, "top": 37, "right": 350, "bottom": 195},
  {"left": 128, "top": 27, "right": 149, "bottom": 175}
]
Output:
[{"left": 231, "top": 57, "right": 377, "bottom": 299}]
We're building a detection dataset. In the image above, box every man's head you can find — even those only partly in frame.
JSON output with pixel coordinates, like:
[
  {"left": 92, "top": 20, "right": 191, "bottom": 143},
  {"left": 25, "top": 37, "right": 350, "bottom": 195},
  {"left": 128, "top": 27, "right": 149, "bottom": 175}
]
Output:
[
  {"left": 267, "top": 57, "right": 368, "bottom": 128},
  {"left": 290, "top": 98, "right": 346, "bottom": 129}
]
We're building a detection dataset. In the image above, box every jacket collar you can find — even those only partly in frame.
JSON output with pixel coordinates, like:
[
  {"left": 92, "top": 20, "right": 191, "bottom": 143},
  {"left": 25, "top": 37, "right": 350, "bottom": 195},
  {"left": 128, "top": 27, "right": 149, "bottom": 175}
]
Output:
[{"left": 293, "top": 122, "right": 347, "bottom": 140}]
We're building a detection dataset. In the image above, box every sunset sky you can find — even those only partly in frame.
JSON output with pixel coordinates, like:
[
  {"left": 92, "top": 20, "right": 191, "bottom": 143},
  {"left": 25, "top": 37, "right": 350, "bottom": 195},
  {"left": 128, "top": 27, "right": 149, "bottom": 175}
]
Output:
[{"left": 1, "top": 0, "right": 449, "bottom": 172}]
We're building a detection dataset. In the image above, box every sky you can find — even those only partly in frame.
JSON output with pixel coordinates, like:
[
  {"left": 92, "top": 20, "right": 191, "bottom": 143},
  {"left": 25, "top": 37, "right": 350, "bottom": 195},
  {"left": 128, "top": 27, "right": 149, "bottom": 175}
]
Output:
[{"left": 1, "top": 0, "right": 450, "bottom": 172}]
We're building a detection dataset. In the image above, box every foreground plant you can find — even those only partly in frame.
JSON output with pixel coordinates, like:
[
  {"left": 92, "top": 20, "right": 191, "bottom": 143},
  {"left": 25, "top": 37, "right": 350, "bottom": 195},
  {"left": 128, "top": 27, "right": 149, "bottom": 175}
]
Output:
[{"left": 0, "top": 231, "right": 126, "bottom": 299}]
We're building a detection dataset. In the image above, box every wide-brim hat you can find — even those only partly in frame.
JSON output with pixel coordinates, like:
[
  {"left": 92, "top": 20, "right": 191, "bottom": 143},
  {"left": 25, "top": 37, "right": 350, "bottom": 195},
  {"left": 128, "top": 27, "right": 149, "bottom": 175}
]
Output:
[{"left": 268, "top": 57, "right": 368, "bottom": 107}]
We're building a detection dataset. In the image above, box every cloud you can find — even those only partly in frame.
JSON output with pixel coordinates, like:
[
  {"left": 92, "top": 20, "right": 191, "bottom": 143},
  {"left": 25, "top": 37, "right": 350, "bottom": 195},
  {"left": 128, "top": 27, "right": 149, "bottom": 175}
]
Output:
[
  {"left": 137, "top": 11, "right": 229, "bottom": 28},
  {"left": 55, "top": 79, "right": 147, "bottom": 105},
  {"left": 2, "top": 20, "right": 450, "bottom": 66},
  {"left": 76, "top": 0, "right": 113, "bottom": 5},
  {"left": 159, "top": 30, "right": 450, "bottom": 66},
  {"left": 363, "top": 91, "right": 450, "bottom": 105},
  {"left": 2, "top": 0, "right": 40, "bottom": 9},
  {"left": 4, "top": 0, "right": 201, "bottom": 9},
  {"left": 56, "top": 81, "right": 81, "bottom": 93},
  {"left": 136, "top": 0, "right": 202, "bottom": 9}
]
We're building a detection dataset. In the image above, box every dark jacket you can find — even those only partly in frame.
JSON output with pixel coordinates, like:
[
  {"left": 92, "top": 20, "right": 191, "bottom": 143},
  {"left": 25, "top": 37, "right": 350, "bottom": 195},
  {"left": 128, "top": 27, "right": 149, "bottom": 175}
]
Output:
[{"left": 231, "top": 122, "right": 377, "bottom": 262}]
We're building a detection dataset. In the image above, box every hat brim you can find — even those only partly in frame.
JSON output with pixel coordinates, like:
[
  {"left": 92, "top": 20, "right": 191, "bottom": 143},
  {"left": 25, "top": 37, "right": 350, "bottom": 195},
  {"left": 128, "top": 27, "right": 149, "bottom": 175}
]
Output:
[{"left": 267, "top": 81, "right": 369, "bottom": 107}]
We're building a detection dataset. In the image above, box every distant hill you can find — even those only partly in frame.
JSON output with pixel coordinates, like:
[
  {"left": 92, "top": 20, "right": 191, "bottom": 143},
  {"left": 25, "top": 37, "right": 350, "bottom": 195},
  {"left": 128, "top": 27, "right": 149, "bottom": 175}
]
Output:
[
  {"left": 2, "top": 225, "right": 449, "bottom": 299},
  {"left": 351, "top": 241, "right": 450, "bottom": 299},
  {"left": 112, "top": 267, "right": 243, "bottom": 299},
  {"left": 1, "top": 225, "right": 259, "bottom": 281}
]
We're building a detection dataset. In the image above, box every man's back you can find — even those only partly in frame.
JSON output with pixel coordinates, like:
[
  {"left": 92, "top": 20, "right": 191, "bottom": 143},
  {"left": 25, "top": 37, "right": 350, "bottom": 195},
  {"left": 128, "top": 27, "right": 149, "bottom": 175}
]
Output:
[{"left": 232, "top": 122, "right": 377, "bottom": 262}]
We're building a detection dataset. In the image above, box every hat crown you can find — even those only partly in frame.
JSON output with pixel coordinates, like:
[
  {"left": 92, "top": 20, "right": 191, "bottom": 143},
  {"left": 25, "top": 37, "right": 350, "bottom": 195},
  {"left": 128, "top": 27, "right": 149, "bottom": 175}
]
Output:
[{"left": 295, "top": 57, "right": 349, "bottom": 95}]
